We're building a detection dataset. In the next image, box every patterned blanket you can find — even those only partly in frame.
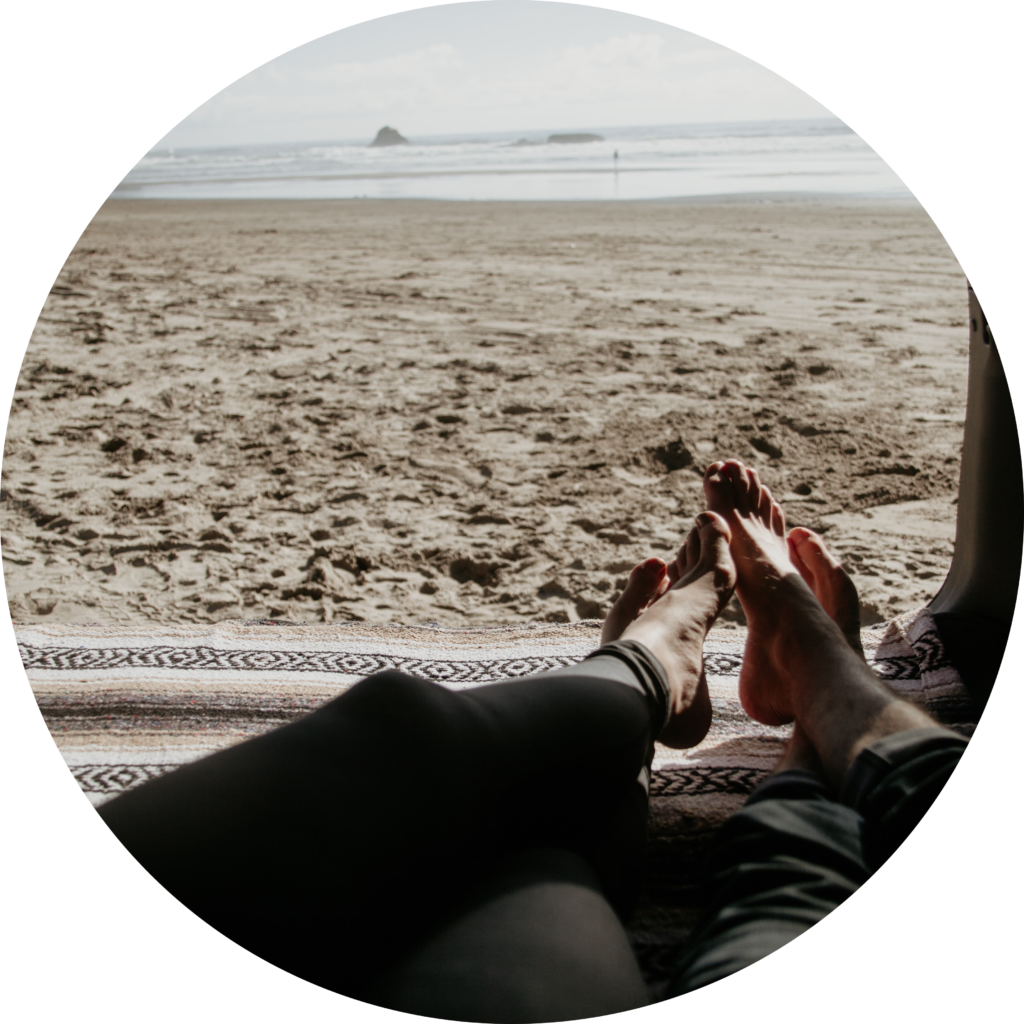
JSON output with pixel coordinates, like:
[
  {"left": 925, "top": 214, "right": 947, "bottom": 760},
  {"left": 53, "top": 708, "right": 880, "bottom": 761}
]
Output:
[{"left": 19, "top": 608, "right": 974, "bottom": 994}]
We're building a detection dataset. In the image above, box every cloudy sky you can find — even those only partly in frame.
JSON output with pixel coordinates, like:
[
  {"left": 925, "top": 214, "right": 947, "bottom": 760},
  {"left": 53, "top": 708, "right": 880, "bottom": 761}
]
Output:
[{"left": 159, "top": 2, "right": 833, "bottom": 148}]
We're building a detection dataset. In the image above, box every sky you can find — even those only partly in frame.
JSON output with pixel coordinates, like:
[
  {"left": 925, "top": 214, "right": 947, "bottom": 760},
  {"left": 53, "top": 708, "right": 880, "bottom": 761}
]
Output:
[{"left": 158, "top": 1, "right": 834, "bottom": 149}]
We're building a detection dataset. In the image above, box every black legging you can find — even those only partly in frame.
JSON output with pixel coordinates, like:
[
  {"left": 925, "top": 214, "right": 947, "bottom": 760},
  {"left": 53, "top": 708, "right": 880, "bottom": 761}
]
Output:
[
  {"left": 99, "top": 641, "right": 669, "bottom": 1021},
  {"left": 99, "top": 639, "right": 967, "bottom": 1021}
]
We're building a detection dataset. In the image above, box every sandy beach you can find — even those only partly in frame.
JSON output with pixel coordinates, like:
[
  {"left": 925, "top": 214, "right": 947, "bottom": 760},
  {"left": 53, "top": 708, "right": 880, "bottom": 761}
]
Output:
[{"left": 3, "top": 197, "right": 967, "bottom": 627}]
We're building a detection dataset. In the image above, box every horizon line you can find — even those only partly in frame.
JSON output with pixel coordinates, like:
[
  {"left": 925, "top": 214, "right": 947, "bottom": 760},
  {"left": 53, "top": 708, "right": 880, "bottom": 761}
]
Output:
[{"left": 153, "top": 115, "right": 848, "bottom": 154}]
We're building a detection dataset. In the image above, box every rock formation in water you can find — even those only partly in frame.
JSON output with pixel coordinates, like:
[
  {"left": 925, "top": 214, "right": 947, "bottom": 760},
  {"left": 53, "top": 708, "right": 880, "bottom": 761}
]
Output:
[
  {"left": 547, "top": 133, "right": 604, "bottom": 144},
  {"left": 370, "top": 126, "right": 409, "bottom": 147}
]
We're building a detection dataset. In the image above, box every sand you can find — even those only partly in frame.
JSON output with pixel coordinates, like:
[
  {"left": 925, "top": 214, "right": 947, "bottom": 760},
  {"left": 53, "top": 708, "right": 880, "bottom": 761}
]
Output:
[{"left": 2, "top": 197, "right": 968, "bottom": 628}]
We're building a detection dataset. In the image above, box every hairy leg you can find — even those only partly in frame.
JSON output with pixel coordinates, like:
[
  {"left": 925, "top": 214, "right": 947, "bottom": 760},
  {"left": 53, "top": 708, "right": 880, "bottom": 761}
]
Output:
[{"left": 703, "top": 459, "right": 933, "bottom": 787}]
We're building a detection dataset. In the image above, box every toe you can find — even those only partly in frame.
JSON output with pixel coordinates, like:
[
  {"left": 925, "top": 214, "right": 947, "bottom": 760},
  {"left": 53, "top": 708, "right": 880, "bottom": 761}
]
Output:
[
  {"left": 678, "top": 525, "right": 700, "bottom": 575},
  {"left": 693, "top": 511, "right": 736, "bottom": 589},
  {"left": 695, "top": 509, "right": 731, "bottom": 545},
  {"left": 623, "top": 556, "right": 668, "bottom": 604},
  {"left": 788, "top": 526, "right": 815, "bottom": 554},
  {"left": 663, "top": 559, "right": 681, "bottom": 592},
  {"left": 703, "top": 462, "right": 734, "bottom": 514},
  {"left": 770, "top": 500, "right": 786, "bottom": 537},
  {"left": 787, "top": 531, "right": 817, "bottom": 589},
  {"left": 723, "top": 460, "right": 752, "bottom": 514},
  {"left": 789, "top": 527, "right": 837, "bottom": 571},
  {"left": 602, "top": 558, "right": 667, "bottom": 643},
  {"left": 667, "top": 511, "right": 736, "bottom": 595},
  {"left": 757, "top": 483, "right": 774, "bottom": 526},
  {"left": 659, "top": 565, "right": 675, "bottom": 598},
  {"left": 763, "top": 486, "right": 786, "bottom": 536},
  {"left": 739, "top": 463, "right": 759, "bottom": 516}
]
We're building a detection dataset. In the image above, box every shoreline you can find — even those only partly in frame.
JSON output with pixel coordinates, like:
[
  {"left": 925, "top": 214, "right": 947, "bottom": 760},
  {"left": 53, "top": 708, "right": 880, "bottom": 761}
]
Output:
[{"left": 108, "top": 191, "right": 919, "bottom": 206}]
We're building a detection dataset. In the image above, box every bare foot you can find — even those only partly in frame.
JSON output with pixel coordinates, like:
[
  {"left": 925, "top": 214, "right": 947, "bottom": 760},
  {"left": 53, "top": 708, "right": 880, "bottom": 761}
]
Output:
[
  {"left": 703, "top": 458, "right": 936, "bottom": 784},
  {"left": 709, "top": 526, "right": 858, "bottom": 786},
  {"left": 788, "top": 527, "right": 863, "bottom": 657},
  {"left": 619, "top": 512, "right": 736, "bottom": 748},
  {"left": 601, "top": 557, "right": 670, "bottom": 645},
  {"left": 703, "top": 459, "right": 842, "bottom": 726}
]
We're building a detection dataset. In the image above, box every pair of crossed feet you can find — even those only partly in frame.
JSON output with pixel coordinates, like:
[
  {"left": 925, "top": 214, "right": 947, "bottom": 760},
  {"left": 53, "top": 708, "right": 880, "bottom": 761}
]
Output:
[{"left": 603, "top": 459, "right": 932, "bottom": 786}]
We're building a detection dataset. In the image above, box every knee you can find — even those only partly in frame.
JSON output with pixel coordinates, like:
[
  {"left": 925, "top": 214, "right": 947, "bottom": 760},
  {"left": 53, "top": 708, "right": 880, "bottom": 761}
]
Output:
[{"left": 332, "top": 670, "right": 465, "bottom": 738}]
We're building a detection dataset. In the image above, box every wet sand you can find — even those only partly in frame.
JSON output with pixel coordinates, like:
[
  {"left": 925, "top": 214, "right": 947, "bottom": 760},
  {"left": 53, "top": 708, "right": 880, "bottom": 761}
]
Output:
[{"left": 2, "top": 197, "right": 967, "bottom": 627}]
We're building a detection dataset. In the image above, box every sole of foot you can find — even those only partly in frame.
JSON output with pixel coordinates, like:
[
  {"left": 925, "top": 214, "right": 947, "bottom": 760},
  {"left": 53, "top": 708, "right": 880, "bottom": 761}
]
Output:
[{"left": 619, "top": 511, "right": 737, "bottom": 748}]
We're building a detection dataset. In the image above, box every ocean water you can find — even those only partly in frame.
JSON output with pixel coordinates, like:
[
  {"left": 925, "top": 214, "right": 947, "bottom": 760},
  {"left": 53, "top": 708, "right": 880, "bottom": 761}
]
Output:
[{"left": 115, "top": 119, "right": 910, "bottom": 202}]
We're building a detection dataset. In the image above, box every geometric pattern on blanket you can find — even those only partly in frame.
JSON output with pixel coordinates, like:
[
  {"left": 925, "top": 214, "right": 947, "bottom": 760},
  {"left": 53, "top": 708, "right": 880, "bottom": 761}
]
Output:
[{"left": 18, "top": 606, "right": 975, "bottom": 996}]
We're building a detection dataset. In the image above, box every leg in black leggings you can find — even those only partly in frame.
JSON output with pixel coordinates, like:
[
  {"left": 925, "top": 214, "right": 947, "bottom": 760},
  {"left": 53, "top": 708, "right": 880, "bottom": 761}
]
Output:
[
  {"left": 368, "top": 846, "right": 648, "bottom": 1022},
  {"left": 100, "top": 510, "right": 739, "bottom": 1020},
  {"left": 99, "top": 641, "right": 667, "bottom": 1014}
]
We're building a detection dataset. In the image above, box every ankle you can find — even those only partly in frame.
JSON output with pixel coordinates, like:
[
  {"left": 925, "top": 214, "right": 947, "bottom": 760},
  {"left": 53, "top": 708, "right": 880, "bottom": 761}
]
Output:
[
  {"left": 801, "top": 685, "right": 933, "bottom": 788},
  {"left": 841, "top": 699, "right": 937, "bottom": 772}
]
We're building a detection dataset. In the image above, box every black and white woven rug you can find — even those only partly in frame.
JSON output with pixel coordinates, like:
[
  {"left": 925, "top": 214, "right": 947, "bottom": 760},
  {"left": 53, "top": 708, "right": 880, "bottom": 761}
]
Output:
[{"left": 19, "top": 607, "right": 974, "bottom": 994}]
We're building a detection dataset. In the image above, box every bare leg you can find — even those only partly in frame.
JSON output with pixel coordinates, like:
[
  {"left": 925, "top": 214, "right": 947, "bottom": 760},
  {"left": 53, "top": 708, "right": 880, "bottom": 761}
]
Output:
[{"left": 703, "top": 460, "right": 933, "bottom": 788}]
